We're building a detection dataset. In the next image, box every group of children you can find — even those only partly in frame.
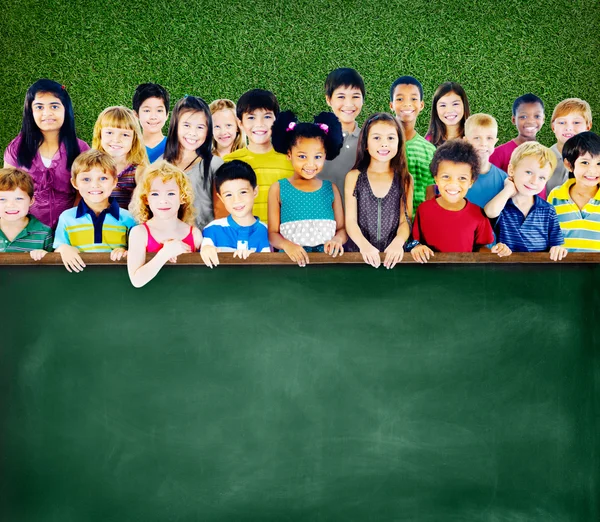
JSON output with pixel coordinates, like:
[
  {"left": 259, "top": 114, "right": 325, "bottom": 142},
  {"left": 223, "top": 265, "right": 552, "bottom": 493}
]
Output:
[{"left": 1, "top": 71, "right": 598, "bottom": 286}]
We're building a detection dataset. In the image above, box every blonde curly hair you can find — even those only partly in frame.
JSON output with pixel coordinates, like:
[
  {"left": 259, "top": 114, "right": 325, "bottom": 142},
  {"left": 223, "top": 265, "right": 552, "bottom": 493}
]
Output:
[{"left": 129, "top": 160, "right": 196, "bottom": 225}]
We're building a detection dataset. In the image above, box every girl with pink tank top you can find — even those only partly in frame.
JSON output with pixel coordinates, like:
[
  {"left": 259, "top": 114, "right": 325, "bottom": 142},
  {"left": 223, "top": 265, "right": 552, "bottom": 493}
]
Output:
[{"left": 127, "top": 160, "right": 202, "bottom": 288}]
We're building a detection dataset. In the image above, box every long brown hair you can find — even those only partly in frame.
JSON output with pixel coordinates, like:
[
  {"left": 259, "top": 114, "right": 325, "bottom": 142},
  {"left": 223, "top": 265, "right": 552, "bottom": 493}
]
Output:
[
  {"left": 353, "top": 112, "right": 411, "bottom": 195},
  {"left": 427, "top": 82, "right": 470, "bottom": 147}
]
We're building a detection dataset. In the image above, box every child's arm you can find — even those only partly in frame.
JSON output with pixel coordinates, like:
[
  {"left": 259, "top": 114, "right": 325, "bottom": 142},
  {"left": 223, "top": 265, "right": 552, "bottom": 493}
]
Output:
[
  {"left": 548, "top": 207, "right": 568, "bottom": 261},
  {"left": 409, "top": 207, "right": 434, "bottom": 264},
  {"left": 127, "top": 225, "right": 191, "bottom": 288},
  {"left": 268, "top": 182, "right": 309, "bottom": 267},
  {"left": 383, "top": 177, "right": 414, "bottom": 269},
  {"left": 199, "top": 228, "right": 221, "bottom": 268},
  {"left": 344, "top": 170, "right": 380, "bottom": 268},
  {"left": 323, "top": 184, "right": 347, "bottom": 258},
  {"left": 29, "top": 229, "right": 54, "bottom": 261},
  {"left": 484, "top": 177, "right": 516, "bottom": 218}
]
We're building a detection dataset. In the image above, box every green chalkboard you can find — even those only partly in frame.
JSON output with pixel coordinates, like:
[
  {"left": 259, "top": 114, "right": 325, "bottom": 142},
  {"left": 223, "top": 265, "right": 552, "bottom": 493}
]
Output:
[{"left": 0, "top": 262, "right": 598, "bottom": 522}]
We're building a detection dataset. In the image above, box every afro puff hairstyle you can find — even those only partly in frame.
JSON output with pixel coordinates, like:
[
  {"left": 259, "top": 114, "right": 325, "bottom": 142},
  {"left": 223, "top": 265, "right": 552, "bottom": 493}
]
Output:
[{"left": 271, "top": 111, "right": 344, "bottom": 161}]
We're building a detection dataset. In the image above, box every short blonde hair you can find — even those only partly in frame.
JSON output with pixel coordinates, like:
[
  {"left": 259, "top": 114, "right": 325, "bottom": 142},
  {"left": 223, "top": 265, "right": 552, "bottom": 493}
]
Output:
[
  {"left": 464, "top": 113, "right": 498, "bottom": 135},
  {"left": 92, "top": 106, "right": 149, "bottom": 167},
  {"left": 71, "top": 149, "right": 117, "bottom": 181},
  {"left": 209, "top": 99, "right": 245, "bottom": 156},
  {"left": 509, "top": 142, "right": 557, "bottom": 172},
  {"left": 129, "top": 160, "right": 196, "bottom": 225},
  {"left": 0, "top": 167, "right": 35, "bottom": 198},
  {"left": 551, "top": 98, "right": 592, "bottom": 126}
]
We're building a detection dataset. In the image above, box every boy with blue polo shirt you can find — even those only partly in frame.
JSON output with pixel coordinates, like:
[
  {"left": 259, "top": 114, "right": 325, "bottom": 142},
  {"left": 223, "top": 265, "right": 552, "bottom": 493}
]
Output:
[
  {"left": 319, "top": 68, "right": 365, "bottom": 206},
  {"left": 484, "top": 142, "right": 568, "bottom": 261},
  {"left": 53, "top": 150, "right": 136, "bottom": 272},
  {"left": 389, "top": 75, "right": 436, "bottom": 210},
  {"left": 201, "top": 160, "right": 270, "bottom": 268}
]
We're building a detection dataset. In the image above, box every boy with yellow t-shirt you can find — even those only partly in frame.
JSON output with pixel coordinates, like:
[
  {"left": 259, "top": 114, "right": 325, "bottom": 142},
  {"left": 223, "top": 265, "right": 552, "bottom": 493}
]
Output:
[{"left": 214, "top": 89, "right": 293, "bottom": 225}]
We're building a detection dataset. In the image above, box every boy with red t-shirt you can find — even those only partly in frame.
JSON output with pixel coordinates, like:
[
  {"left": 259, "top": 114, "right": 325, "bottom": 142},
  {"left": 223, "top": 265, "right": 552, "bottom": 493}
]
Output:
[{"left": 410, "top": 139, "right": 512, "bottom": 263}]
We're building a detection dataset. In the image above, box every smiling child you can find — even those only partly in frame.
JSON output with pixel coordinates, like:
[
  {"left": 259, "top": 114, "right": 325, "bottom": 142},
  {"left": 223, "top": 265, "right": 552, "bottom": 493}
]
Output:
[
  {"left": 200, "top": 160, "right": 270, "bottom": 268},
  {"left": 0, "top": 168, "right": 53, "bottom": 259},
  {"left": 53, "top": 150, "right": 136, "bottom": 272},
  {"left": 411, "top": 139, "right": 511, "bottom": 262}
]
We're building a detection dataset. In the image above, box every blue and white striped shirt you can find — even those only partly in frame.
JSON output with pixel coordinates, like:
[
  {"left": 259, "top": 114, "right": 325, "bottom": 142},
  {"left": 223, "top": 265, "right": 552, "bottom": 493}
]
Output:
[{"left": 495, "top": 196, "right": 564, "bottom": 252}]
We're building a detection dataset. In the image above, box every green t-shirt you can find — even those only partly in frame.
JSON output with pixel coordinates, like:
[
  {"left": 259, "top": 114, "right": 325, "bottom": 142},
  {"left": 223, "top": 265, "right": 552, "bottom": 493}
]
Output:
[
  {"left": 406, "top": 133, "right": 436, "bottom": 208},
  {"left": 0, "top": 215, "right": 54, "bottom": 252}
]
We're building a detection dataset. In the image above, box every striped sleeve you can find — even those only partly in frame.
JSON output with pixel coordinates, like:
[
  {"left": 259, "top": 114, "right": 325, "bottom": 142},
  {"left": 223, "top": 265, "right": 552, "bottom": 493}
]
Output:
[{"left": 547, "top": 206, "right": 564, "bottom": 247}]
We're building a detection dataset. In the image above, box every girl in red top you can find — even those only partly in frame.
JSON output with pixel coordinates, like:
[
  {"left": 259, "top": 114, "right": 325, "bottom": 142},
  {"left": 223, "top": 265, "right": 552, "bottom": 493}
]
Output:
[{"left": 127, "top": 160, "right": 202, "bottom": 287}]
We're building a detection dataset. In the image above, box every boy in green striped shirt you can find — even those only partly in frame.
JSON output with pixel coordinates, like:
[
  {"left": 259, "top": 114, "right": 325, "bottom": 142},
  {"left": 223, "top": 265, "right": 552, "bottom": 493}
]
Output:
[
  {"left": 0, "top": 168, "right": 53, "bottom": 259},
  {"left": 390, "top": 76, "right": 436, "bottom": 213}
]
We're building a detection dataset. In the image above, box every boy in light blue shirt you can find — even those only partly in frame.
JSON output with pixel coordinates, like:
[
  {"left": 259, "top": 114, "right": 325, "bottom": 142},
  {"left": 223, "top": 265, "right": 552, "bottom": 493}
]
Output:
[
  {"left": 200, "top": 160, "right": 270, "bottom": 268},
  {"left": 53, "top": 150, "right": 136, "bottom": 272},
  {"left": 464, "top": 113, "right": 508, "bottom": 208}
]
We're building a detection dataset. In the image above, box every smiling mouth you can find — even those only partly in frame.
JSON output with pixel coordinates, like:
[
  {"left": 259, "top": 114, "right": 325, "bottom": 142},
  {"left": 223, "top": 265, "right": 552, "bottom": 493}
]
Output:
[
  {"left": 378, "top": 150, "right": 390, "bottom": 156},
  {"left": 218, "top": 135, "right": 232, "bottom": 141},
  {"left": 5, "top": 210, "right": 21, "bottom": 215},
  {"left": 232, "top": 205, "right": 245, "bottom": 211},
  {"left": 445, "top": 189, "right": 460, "bottom": 196},
  {"left": 184, "top": 138, "right": 198, "bottom": 145},
  {"left": 88, "top": 191, "right": 103, "bottom": 195}
]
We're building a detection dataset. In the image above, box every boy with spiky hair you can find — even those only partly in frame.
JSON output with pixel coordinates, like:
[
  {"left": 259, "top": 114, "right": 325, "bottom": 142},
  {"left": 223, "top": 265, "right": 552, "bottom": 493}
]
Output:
[
  {"left": 390, "top": 75, "right": 436, "bottom": 210},
  {"left": 319, "top": 68, "right": 365, "bottom": 205},
  {"left": 132, "top": 83, "right": 170, "bottom": 163},
  {"left": 490, "top": 93, "right": 545, "bottom": 173}
]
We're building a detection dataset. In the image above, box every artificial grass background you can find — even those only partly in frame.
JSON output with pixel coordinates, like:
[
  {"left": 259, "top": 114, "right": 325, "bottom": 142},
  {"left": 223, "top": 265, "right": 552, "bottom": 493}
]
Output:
[{"left": 1, "top": 0, "right": 598, "bottom": 151}]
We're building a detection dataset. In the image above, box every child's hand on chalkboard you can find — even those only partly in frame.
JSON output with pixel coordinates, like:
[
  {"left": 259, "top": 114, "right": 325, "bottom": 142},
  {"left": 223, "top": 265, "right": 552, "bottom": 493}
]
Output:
[
  {"left": 283, "top": 243, "right": 309, "bottom": 267},
  {"left": 411, "top": 244, "right": 434, "bottom": 264},
  {"left": 56, "top": 244, "right": 86, "bottom": 273},
  {"left": 491, "top": 243, "right": 512, "bottom": 257},
  {"left": 200, "top": 244, "right": 220, "bottom": 268},
  {"left": 29, "top": 249, "right": 48, "bottom": 261},
  {"left": 360, "top": 244, "right": 381, "bottom": 268},
  {"left": 383, "top": 237, "right": 405, "bottom": 269},
  {"left": 233, "top": 247, "right": 252, "bottom": 260},
  {"left": 110, "top": 248, "right": 127, "bottom": 261},
  {"left": 161, "top": 239, "right": 191, "bottom": 263},
  {"left": 324, "top": 239, "right": 344, "bottom": 258},
  {"left": 549, "top": 245, "right": 568, "bottom": 261}
]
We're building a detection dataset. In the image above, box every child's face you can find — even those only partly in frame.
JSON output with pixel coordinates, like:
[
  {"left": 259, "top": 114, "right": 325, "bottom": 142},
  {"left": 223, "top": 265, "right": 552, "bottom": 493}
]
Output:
[
  {"left": 0, "top": 187, "right": 33, "bottom": 222},
  {"left": 434, "top": 161, "right": 473, "bottom": 204},
  {"left": 101, "top": 127, "right": 134, "bottom": 161},
  {"left": 464, "top": 124, "right": 498, "bottom": 164},
  {"left": 177, "top": 110, "right": 208, "bottom": 152},
  {"left": 147, "top": 177, "right": 182, "bottom": 220},
  {"left": 137, "top": 97, "right": 168, "bottom": 135},
  {"left": 569, "top": 152, "right": 600, "bottom": 189},
  {"left": 217, "top": 179, "right": 258, "bottom": 219},
  {"left": 72, "top": 167, "right": 117, "bottom": 204},
  {"left": 512, "top": 102, "right": 544, "bottom": 139},
  {"left": 31, "top": 92, "right": 65, "bottom": 133},
  {"left": 240, "top": 109, "right": 275, "bottom": 146},
  {"left": 552, "top": 112, "right": 591, "bottom": 146},
  {"left": 436, "top": 92, "right": 464, "bottom": 128},
  {"left": 367, "top": 122, "right": 399, "bottom": 163},
  {"left": 288, "top": 137, "right": 326, "bottom": 180},
  {"left": 212, "top": 109, "right": 239, "bottom": 151},
  {"left": 326, "top": 86, "right": 364, "bottom": 129},
  {"left": 390, "top": 84, "right": 424, "bottom": 125},
  {"left": 508, "top": 156, "right": 552, "bottom": 196}
]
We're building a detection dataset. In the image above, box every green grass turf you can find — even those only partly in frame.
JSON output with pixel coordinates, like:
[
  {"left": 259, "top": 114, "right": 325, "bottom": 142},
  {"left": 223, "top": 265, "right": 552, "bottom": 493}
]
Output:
[{"left": 1, "top": 0, "right": 599, "bottom": 151}]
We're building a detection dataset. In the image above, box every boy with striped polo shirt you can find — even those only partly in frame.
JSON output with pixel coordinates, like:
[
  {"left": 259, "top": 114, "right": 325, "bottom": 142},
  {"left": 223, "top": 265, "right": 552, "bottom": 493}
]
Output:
[
  {"left": 484, "top": 142, "right": 568, "bottom": 261},
  {"left": 0, "top": 168, "right": 53, "bottom": 259},
  {"left": 547, "top": 132, "right": 600, "bottom": 252},
  {"left": 389, "top": 76, "right": 436, "bottom": 212},
  {"left": 53, "top": 150, "right": 136, "bottom": 273}
]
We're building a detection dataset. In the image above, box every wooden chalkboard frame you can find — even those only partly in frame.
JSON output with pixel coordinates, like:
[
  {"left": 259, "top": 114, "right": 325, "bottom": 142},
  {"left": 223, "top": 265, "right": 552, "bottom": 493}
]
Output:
[{"left": 1, "top": 252, "right": 599, "bottom": 265}]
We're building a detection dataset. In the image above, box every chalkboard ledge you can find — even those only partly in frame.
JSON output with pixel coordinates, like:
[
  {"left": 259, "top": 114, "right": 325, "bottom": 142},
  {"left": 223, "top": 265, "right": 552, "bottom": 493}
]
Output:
[{"left": 1, "top": 252, "right": 599, "bottom": 265}]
